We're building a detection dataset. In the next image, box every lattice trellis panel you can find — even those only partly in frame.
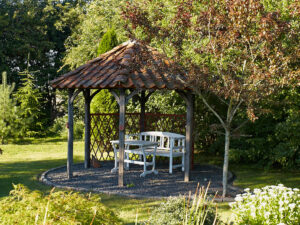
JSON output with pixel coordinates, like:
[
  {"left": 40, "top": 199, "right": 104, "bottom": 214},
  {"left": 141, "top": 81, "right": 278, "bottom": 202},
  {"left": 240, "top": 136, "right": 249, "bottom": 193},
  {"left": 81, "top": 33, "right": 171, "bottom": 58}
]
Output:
[
  {"left": 90, "top": 113, "right": 119, "bottom": 161},
  {"left": 90, "top": 113, "right": 186, "bottom": 161}
]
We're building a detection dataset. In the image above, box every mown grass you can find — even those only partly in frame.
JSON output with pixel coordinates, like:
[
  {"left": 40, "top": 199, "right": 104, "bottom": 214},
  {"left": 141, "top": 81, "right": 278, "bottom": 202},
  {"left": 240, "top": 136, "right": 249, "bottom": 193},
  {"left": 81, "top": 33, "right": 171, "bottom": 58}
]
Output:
[
  {"left": 195, "top": 151, "right": 300, "bottom": 189},
  {"left": 0, "top": 137, "right": 160, "bottom": 224},
  {"left": 1, "top": 138, "right": 299, "bottom": 224}
]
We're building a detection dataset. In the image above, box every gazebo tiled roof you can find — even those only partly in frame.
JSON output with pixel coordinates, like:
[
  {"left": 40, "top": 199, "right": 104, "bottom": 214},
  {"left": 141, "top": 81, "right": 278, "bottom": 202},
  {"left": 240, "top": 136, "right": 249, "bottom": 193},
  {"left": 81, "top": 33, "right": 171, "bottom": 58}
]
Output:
[{"left": 51, "top": 40, "right": 189, "bottom": 90}]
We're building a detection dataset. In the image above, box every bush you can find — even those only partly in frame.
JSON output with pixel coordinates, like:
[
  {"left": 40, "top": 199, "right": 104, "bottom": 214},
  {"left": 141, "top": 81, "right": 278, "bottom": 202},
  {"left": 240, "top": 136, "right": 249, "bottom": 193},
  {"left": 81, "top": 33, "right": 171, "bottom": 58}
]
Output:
[
  {"left": 224, "top": 111, "right": 300, "bottom": 169},
  {"left": 0, "top": 184, "right": 121, "bottom": 225},
  {"left": 50, "top": 115, "right": 85, "bottom": 140},
  {"left": 148, "top": 185, "right": 219, "bottom": 225},
  {"left": 230, "top": 184, "right": 300, "bottom": 225}
]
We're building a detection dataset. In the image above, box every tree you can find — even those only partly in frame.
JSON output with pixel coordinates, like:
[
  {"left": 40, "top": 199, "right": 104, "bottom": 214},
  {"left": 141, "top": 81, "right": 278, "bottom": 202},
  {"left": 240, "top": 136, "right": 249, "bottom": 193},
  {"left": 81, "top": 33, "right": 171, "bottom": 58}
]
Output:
[
  {"left": 0, "top": 0, "right": 82, "bottom": 128},
  {"left": 0, "top": 72, "right": 19, "bottom": 144},
  {"left": 92, "top": 29, "right": 119, "bottom": 114},
  {"left": 97, "top": 28, "right": 119, "bottom": 56},
  {"left": 122, "top": 0, "right": 300, "bottom": 197},
  {"left": 62, "top": 0, "right": 127, "bottom": 69},
  {"left": 14, "top": 66, "right": 43, "bottom": 136}
]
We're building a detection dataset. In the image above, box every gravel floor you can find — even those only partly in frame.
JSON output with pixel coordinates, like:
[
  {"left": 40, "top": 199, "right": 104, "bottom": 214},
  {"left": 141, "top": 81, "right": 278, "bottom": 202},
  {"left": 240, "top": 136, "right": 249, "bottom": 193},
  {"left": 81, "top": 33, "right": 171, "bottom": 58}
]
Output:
[{"left": 44, "top": 162, "right": 240, "bottom": 198}]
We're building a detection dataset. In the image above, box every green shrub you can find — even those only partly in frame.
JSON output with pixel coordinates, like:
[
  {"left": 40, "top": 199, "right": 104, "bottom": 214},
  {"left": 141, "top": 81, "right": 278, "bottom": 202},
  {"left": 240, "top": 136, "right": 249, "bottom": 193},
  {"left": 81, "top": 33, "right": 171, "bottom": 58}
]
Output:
[
  {"left": 230, "top": 184, "right": 300, "bottom": 225},
  {"left": 50, "top": 115, "right": 85, "bottom": 140},
  {"left": 97, "top": 28, "right": 118, "bottom": 56},
  {"left": 0, "top": 184, "right": 121, "bottom": 225},
  {"left": 148, "top": 185, "right": 218, "bottom": 225}
]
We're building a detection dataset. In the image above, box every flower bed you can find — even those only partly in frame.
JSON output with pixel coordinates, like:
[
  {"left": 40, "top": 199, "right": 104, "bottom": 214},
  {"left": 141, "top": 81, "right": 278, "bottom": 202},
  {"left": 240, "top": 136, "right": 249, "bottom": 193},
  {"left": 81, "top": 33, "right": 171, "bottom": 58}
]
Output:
[{"left": 230, "top": 184, "right": 300, "bottom": 225}]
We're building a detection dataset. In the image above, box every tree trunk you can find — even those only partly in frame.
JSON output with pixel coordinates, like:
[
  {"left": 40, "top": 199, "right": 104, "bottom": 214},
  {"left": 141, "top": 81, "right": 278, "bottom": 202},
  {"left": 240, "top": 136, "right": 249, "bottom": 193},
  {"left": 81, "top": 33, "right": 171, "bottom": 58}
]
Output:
[{"left": 222, "top": 128, "right": 230, "bottom": 198}]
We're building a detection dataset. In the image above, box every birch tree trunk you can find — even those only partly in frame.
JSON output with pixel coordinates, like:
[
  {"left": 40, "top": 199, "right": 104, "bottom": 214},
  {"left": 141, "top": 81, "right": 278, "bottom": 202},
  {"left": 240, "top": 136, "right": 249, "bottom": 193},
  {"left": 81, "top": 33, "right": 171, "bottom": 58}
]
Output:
[{"left": 222, "top": 128, "right": 230, "bottom": 198}]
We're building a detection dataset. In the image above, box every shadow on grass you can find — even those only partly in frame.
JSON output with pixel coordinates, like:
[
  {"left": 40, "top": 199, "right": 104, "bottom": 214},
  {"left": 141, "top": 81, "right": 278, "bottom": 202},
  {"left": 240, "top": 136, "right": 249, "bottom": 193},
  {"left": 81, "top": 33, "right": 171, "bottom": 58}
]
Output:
[
  {"left": 10, "top": 137, "right": 67, "bottom": 145},
  {"left": 0, "top": 157, "right": 82, "bottom": 198}
]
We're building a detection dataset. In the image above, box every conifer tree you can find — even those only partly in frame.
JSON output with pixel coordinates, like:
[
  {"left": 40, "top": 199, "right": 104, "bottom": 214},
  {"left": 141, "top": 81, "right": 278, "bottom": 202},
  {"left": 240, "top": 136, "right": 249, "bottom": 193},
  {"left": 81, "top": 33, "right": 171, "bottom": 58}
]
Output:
[
  {"left": 14, "top": 68, "right": 43, "bottom": 136},
  {"left": 91, "top": 29, "right": 119, "bottom": 114},
  {"left": 0, "top": 72, "right": 19, "bottom": 144},
  {"left": 97, "top": 28, "right": 119, "bottom": 56}
]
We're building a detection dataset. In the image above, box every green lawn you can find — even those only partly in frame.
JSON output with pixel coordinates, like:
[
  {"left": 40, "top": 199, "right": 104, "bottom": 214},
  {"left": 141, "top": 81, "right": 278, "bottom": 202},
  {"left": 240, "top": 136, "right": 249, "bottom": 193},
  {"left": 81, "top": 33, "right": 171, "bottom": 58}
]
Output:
[
  {"left": 0, "top": 138, "right": 161, "bottom": 224},
  {"left": 1, "top": 138, "right": 299, "bottom": 224}
]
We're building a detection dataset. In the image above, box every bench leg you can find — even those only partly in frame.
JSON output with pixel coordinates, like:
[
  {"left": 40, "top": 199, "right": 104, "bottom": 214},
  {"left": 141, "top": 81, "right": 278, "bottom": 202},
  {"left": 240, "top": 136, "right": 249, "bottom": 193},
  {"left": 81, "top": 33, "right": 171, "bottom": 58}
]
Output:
[
  {"left": 125, "top": 152, "right": 130, "bottom": 170},
  {"left": 169, "top": 156, "right": 173, "bottom": 174},
  {"left": 152, "top": 154, "right": 158, "bottom": 175},
  {"left": 182, "top": 154, "right": 185, "bottom": 171},
  {"left": 143, "top": 152, "right": 147, "bottom": 173},
  {"left": 111, "top": 150, "right": 118, "bottom": 173}
]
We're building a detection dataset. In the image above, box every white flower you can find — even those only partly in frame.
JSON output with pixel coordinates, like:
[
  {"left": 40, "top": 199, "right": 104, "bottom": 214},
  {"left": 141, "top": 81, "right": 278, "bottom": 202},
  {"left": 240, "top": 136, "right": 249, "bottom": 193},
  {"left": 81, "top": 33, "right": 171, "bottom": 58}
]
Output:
[
  {"left": 293, "top": 188, "right": 299, "bottom": 192},
  {"left": 279, "top": 207, "right": 284, "bottom": 213},
  {"left": 279, "top": 200, "right": 284, "bottom": 206},
  {"left": 235, "top": 196, "right": 243, "bottom": 202},
  {"left": 277, "top": 223, "right": 286, "bottom": 225},
  {"left": 244, "top": 188, "right": 250, "bottom": 192},
  {"left": 289, "top": 203, "right": 296, "bottom": 210},
  {"left": 254, "top": 188, "right": 261, "bottom": 194}
]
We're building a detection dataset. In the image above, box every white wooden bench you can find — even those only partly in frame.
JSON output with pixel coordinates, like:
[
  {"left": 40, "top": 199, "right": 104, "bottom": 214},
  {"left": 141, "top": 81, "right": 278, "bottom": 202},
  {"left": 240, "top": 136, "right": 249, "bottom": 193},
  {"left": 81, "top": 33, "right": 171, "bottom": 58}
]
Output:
[
  {"left": 127, "top": 131, "right": 186, "bottom": 174},
  {"left": 110, "top": 140, "right": 158, "bottom": 177}
]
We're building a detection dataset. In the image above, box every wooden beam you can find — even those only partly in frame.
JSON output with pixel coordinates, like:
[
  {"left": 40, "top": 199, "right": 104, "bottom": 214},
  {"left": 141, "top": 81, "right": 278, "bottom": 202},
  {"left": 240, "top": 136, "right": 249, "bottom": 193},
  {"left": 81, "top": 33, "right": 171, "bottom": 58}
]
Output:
[
  {"left": 184, "top": 93, "right": 194, "bottom": 182},
  {"left": 118, "top": 89, "right": 126, "bottom": 187},
  {"left": 110, "top": 90, "right": 120, "bottom": 105},
  {"left": 90, "top": 89, "right": 101, "bottom": 100},
  {"left": 145, "top": 90, "right": 155, "bottom": 100},
  {"left": 125, "top": 89, "right": 140, "bottom": 104},
  {"left": 83, "top": 89, "right": 91, "bottom": 169},
  {"left": 67, "top": 89, "right": 74, "bottom": 179},
  {"left": 70, "top": 89, "right": 82, "bottom": 104},
  {"left": 139, "top": 91, "right": 146, "bottom": 132}
]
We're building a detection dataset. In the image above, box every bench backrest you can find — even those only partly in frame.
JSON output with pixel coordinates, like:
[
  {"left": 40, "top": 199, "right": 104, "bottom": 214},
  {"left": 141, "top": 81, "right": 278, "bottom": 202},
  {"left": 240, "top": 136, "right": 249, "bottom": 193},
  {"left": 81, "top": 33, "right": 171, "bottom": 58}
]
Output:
[{"left": 139, "top": 131, "right": 185, "bottom": 150}]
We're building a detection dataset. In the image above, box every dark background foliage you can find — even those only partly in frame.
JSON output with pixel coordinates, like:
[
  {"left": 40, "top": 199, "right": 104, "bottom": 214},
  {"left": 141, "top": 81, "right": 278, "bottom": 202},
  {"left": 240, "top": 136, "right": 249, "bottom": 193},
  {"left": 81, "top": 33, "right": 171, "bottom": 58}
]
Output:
[{"left": 0, "top": 0, "right": 299, "bottom": 169}]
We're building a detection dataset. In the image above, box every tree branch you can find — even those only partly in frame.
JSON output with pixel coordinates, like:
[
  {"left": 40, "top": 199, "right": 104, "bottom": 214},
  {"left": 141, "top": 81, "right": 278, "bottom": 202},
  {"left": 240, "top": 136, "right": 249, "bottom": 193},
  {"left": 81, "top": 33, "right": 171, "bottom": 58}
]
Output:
[
  {"left": 228, "top": 99, "right": 243, "bottom": 123},
  {"left": 197, "top": 90, "right": 226, "bottom": 129},
  {"left": 232, "top": 119, "right": 249, "bottom": 133}
]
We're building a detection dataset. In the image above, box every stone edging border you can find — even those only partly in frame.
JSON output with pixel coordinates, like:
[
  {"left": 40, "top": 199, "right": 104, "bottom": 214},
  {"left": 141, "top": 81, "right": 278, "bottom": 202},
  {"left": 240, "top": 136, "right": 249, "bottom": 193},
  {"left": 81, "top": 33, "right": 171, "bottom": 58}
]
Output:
[{"left": 39, "top": 163, "right": 243, "bottom": 202}]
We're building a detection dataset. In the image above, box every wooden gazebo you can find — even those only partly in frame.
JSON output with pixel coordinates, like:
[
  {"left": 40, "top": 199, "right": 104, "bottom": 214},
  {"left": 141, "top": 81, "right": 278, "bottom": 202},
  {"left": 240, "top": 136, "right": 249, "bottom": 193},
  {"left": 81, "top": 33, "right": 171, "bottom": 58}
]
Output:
[{"left": 50, "top": 40, "right": 194, "bottom": 186}]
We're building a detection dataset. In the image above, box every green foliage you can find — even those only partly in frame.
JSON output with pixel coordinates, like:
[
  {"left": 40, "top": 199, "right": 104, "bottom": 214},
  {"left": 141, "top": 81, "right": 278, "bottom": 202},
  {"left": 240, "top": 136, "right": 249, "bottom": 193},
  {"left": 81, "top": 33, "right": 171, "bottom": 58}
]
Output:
[
  {"left": 63, "top": 0, "right": 127, "bottom": 69},
  {"left": 230, "top": 184, "right": 300, "bottom": 225},
  {"left": 273, "top": 111, "right": 300, "bottom": 167},
  {"left": 92, "top": 27, "right": 119, "bottom": 114},
  {"left": 148, "top": 197, "right": 188, "bottom": 225},
  {"left": 97, "top": 28, "right": 119, "bottom": 55},
  {"left": 50, "top": 115, "right": 84, "bottom": 140},
  {"left": 148, "top": 186, "right": 219, "bottom": 225},
  {"left": 91, "top": 89, "right": 118, "bottom": 113},
  {"left": 0, "top": 184, "right": 122, "bottom": 225},
  {"left": 0, "top": 72, "right": 19, "bottom": 144},
  {"left": 224, "top": 88, "right": 300, "bottom": 169},
  {"left": 0, "top": 0, "right": 83, "bottom": 133},
  {"left": 14, "top": 68, "right": 43, "bottom": 136}
]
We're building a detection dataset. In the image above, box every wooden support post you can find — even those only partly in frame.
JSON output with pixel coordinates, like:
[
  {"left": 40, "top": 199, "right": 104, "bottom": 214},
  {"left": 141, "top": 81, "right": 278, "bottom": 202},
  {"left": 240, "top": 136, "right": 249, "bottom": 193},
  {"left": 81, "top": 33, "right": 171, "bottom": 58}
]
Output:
[
  {"left": 184, "top": 93, "right": 194, "bottom": 182},
  {"left": 84, "top": 89, "right": 91, "bottom": 169},
  {"left": 118, "top": 89, "right": 126, "bottom": 187},
  {"left": 140, "top": 91, "right": 146, "bottom": 132},
  {"left": 67, "top": 89, "right": 74, "bottom": 179}
]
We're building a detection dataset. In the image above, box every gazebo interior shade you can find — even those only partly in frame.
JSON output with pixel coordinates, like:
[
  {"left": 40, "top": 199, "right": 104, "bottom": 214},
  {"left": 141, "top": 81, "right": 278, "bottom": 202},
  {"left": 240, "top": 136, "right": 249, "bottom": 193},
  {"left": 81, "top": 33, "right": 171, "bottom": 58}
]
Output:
[{"left": 51, "top": 40, "right": 190, "bottom": 90}]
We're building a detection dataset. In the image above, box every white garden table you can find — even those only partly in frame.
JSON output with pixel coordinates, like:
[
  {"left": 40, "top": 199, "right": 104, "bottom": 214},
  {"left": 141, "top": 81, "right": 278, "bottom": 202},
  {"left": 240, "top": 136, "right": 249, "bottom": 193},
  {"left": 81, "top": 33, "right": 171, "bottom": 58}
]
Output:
[{"left": 110, "top": 140, "right": 158, "bottom": 177}]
